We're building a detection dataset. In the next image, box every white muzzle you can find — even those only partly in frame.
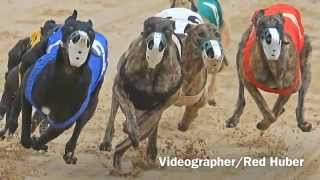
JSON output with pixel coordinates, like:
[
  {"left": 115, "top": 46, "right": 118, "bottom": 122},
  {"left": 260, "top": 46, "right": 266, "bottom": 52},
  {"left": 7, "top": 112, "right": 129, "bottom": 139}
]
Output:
[
  {"left": 145, "top": 32, "right": 166, "bottom": 69},
  {"left": 261, "top": 28, "right": 282, "bottom": 61},
  {"left": 68, "top": 31, "right": 91, "bottom": 67},
  {"left": 201, "top": 40, "right": 223, "bottom": 62}
]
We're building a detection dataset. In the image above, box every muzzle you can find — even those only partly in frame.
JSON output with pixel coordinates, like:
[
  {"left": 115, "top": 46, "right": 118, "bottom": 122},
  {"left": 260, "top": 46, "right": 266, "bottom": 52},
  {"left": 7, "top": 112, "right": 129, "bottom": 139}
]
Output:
[
  {"left": 67, "top": 30, "right": 91, "bottom": 67},
  {"left": 145, "top": 32, "right": 167, "bottom": 69},
  {"left": 201, "top": 40, "right": 223, "bottom": 62},
  {"left": 261, "top": 28, "right": 282, "bottom": 61}
]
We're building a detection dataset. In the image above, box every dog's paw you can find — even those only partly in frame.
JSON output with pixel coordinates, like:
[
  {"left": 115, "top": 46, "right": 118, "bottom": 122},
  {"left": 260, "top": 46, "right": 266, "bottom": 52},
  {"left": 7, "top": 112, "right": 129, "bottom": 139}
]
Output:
[
  {"left": 128, "top": 129, "right": 140, "bottom": 148},
  {"left": 63, "top": 152, "right": 77, "bottom": 165},
  {"left": 226, "top": 118, "right": 239, "bottom": 128},
  {"left": 21, "top": 137, "right": 32, "bottom": 149},
  {"left": 298, "top": 122, "right": 312, "bottom": 132},
  {"left": 256, "top": 120, "right": 271, "bottom": 131},
  {"left": 31, "top": 136, "right": 48, "bottom": 151},
  {"left": 99, "top": 142, "right": 112, "bottom": 152},
  {"left": 208, "top": 99, "right": 217, "bottom": 106}
]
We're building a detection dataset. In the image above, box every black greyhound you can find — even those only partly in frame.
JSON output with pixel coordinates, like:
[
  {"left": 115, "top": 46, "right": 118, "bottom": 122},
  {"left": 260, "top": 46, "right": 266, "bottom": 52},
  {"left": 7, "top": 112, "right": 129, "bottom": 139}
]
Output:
[
  {"left": 13, "top": 10, "right": 108, "bottom": 164},
  {"left": 0, "top": 20, "right": 61, "bottom": 137}
]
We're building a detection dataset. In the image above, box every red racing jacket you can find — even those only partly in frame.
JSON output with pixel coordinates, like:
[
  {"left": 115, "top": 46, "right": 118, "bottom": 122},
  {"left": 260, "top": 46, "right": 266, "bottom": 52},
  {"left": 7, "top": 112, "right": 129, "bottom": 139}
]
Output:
[{"left": 243, "top": 3, "right": 304, "bottom": 96}]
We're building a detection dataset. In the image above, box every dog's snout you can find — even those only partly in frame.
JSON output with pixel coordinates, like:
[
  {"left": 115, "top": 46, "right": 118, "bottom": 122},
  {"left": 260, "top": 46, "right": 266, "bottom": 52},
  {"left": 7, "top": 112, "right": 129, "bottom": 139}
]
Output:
[{"left": 206, "top": 48, "right": 215, "bottom": 59}]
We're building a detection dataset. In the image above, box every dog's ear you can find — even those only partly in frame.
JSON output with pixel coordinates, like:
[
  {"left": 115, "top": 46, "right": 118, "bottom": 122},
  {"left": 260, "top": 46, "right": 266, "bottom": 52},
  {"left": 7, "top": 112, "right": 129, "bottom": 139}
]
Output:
[
  {"left": 170, "top": 0, "right": 176, "bottom": 8},
  {"left": 252, "top": 9, "right": 264, "bottom": 27},
  {"left": 184, "top": 23, "right": 196, "bottom": 35},
  {"left": 72, "top": 10, "right": 78, "bottom": 19},
  {"left": 170, "top": 19, "right": 176, "bottom": 31},
  {"left": 88, "top": 19, "right": 93, "bottom": 28},
  {"left": 189, "top": 0, "right": 198, "bottom": 12}
]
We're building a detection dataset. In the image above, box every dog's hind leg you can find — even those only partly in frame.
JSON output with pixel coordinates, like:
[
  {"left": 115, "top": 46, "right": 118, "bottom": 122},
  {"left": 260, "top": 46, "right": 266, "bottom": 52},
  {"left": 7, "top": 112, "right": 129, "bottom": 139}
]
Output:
[
  {"left": 226, "top": 79, "right": 246, "bottom": 128},
  {"left": 99, "top": 86, "right": 120, "bottom": 152},
  {"left": 244, "top": 82, "right": 276, "bottom": 130}
]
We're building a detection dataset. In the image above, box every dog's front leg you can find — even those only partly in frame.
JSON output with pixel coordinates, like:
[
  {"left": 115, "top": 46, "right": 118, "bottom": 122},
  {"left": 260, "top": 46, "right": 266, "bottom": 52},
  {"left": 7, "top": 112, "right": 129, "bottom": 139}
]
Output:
[
  {"left": 226, "top": 79, "right": 246, "bottom": 128},
  {"left": 31, "top": 126, "right": 65, "bottom": 151},
  {"left": 21, "top": 92, "right": 33, "bottom": 149},
  {"left": 7, "top": 90, "right": 21, "bottom": 135},
  {"left": 296, "top": 53, "right": 312, "bottom": 132},
  {"left": 65, "top": 82, "right": 102, "bottom": 164},
  {"left": 207, "top": 73, "right": 217, "bottom": 106},
  {"left": 113, "top": 107, "right": 164, "bottom": 174},
  {"left": 115, "top": 84, "right": 139, "bottom": 147},
  {"left": 244, "top": 82, "right": 276, "bottom": 130},
  {"left": 100, "top": 84, "right": 120, "bottom": 152}
]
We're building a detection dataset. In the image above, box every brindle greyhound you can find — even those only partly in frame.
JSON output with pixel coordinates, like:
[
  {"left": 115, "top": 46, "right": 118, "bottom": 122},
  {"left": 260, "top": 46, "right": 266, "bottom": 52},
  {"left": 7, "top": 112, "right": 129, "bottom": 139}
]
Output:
[
  {"left": 226, "top": 4, "right": 312, "bottom": 132},
  {"left": 0, "top": 20, "right": 60, "bottom": 137},
  {"left": 99, "top": 17, "right": 183, "bottom": 173},
  {"left": 169, "top": 1, "right": 230, "bottom": 106},
  {"left": 16, "top": 10, "right": 108, "bottom": 164},
  {"left": 99, "top": 17, "right": 224, "bottom": 173}
]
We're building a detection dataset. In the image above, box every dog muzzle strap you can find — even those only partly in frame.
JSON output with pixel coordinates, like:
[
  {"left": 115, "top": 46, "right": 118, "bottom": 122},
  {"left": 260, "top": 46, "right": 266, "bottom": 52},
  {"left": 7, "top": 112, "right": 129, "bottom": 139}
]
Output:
[
  {"left": 201, "top": 40, "right": 223, "bottom": 62},
  {"left": 68, "top": 31, "right": 91, "bottom": 67},
  {"left": 262, "top": 28, "right": 282, "bottom": 61},
  {"left": 146, "top": 32, "right": 166, "bottom": 69}
]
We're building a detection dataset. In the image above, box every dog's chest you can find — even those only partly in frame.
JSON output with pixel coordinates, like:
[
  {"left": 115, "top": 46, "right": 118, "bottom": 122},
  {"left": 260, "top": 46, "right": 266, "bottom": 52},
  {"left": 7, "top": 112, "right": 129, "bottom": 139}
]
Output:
[{"left": 32, "top": 67, "right": 90, "bottom": 121}]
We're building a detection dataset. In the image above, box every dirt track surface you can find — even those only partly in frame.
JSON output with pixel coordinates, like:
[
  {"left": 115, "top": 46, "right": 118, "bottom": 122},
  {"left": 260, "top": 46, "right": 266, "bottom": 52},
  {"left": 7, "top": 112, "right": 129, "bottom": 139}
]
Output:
[{"left": 0, "top": 0, "right": 319, "bottom": 179}]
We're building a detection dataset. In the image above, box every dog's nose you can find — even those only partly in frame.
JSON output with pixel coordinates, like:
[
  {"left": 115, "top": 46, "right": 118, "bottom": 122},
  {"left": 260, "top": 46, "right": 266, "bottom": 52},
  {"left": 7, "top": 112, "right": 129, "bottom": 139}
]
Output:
[{"left": 206, "top": 47, "right": 215, "bottom": 59}]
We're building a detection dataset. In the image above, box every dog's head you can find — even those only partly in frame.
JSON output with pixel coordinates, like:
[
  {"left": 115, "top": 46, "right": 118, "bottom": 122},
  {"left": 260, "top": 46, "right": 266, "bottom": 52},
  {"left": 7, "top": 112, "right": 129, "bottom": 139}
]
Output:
[
  {"left": 186, "top": 23, "right": 224, "bottom": 73},
  {"left": 142, "top": 17, "right": 176, "bottom": 69},
  {"left": 61, "top": 10, "right": 95, "bottom": 68},
  {"left": 252, "top": 9, "right": 287, "bottom": 61},
  {"left": 41, "top": 20, "right": 60, "bottom": 38}
]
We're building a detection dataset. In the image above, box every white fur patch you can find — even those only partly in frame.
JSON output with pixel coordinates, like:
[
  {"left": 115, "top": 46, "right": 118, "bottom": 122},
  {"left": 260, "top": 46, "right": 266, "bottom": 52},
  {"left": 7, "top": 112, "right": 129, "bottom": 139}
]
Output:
[{"left": 41, "top": 106, "right": 50, "bottom": 115}]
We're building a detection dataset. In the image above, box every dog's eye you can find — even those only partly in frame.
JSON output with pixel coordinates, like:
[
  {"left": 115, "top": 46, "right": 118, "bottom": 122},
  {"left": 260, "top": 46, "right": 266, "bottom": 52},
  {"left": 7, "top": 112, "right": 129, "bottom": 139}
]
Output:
[
  {"left": 215, "top": 32, "right": 221, "bottom": 38},
  {"left": 198, "top": 31, "right": 206, "bottom": 38}
]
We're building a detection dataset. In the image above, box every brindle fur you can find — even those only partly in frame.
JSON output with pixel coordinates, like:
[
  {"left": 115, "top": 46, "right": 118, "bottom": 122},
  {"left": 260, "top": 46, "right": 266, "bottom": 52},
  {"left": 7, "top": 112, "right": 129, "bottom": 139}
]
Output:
[
  {"left": 226, "top": 10, "right": 312, "bottom": 132},
  {"left": 99, "top": 21, "right": 224, "bottom": 174},
  {"left": 99, "top": 17, "right": 183, "bottom": 173},
  {"left": 170, "top": 0, "right": 230, "bottom": 106}
]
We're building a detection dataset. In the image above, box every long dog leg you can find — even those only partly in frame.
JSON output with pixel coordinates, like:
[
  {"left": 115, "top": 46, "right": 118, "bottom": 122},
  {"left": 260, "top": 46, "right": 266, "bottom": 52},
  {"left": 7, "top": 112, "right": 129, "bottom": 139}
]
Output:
[
  {"left": 64, "top": 82, "right": 102, "bottom": 164},
  {"left": 226, "top": 79, "right": 246, "bottom": 128},
  {"left": 244, "top": 82, "right": 276, "bottom": 130},
  {"left": 21, "top": 92, "right": 34, "bottom": 149},
  {"left": 113, "top": 96, "right": 175, "bottom": 172},
  {"left": 99, "top": 85, "right": 120, "bottom": 152},
  {"left": 257, "top": 95, "right": 290, "bottom": 128},
  {"left": 178, "top": 94, "right": 206, "bottom": 131},
  {"left": 296, "top": 46, "right": 312, "bottom": 132},
  {"left": 207, "top": 73, "right": 217, "bottom": 106},
  {"left": 115, "top": 82, "right": 140, "bottom": 147}
]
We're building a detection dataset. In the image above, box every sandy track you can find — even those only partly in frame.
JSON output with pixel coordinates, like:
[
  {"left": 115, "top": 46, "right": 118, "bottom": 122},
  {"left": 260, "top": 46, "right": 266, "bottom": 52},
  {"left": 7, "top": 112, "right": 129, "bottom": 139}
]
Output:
[{"left": 0, "top": 0, "right": 319, "bottom": 179}]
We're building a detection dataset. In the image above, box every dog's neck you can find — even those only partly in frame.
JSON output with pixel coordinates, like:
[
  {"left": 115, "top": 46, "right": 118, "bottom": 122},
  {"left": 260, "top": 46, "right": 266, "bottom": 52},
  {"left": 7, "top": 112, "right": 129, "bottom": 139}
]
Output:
[{"left": 180, "top": 36, "right": 207, "bottom": 94}]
